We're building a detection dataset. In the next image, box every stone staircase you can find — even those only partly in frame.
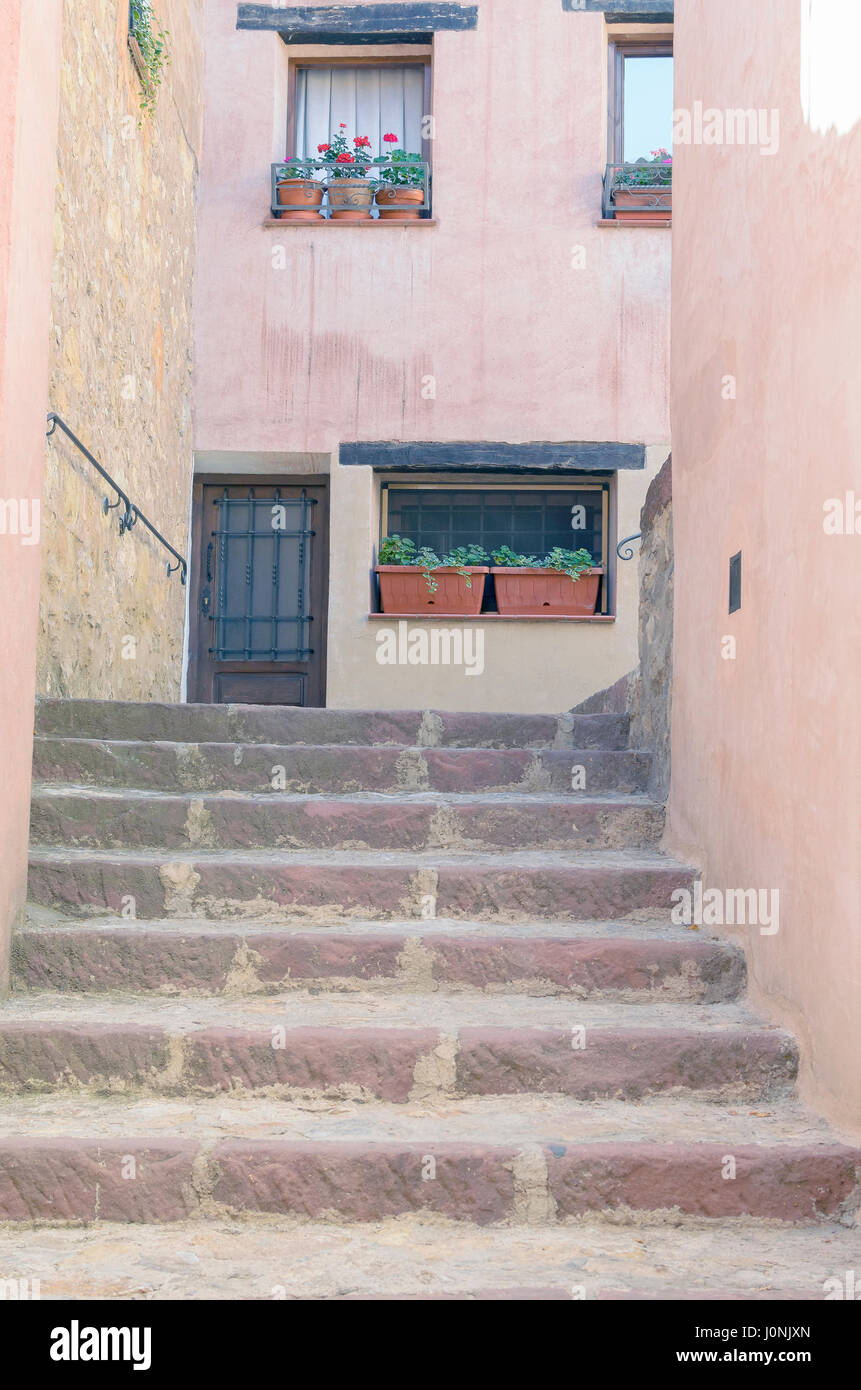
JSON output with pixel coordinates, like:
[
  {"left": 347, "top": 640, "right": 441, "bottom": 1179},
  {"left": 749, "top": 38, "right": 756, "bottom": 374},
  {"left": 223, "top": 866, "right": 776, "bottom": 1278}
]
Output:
[{"left": 0, "top": 698, "right": 857, "bottom": 1299}]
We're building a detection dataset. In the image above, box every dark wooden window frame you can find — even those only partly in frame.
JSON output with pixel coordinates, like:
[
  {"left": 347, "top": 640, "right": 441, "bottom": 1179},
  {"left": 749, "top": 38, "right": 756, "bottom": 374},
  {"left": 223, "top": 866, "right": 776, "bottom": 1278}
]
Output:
[
  {"left": 285, "top": 53, "right": 434, "bottom": 187},
  {"left": 607, "top": 37, "right": 673, "bottom": 165},
  {"left": 377, "top": 477, "right": 614, "bottom": 617}
]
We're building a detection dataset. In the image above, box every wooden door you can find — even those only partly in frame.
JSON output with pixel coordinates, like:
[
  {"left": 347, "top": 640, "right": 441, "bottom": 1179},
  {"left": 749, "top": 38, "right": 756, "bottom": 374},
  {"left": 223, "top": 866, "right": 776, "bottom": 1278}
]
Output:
[{"left": 188, "top": 478, "right": 328, "bottom": 706}]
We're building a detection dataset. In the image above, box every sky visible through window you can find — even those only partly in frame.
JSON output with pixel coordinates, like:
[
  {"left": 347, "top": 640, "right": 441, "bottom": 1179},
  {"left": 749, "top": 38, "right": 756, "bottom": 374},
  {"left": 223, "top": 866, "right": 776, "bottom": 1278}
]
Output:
[{"left": 624, "top": 56, "right": 674, "bottom": 161}]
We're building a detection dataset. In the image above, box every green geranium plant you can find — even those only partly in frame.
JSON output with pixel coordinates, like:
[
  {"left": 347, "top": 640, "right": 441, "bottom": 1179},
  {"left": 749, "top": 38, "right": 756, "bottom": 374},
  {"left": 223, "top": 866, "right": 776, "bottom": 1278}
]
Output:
[
  {"left": 378, "top": 133, "right": 424, "bottom": 188},
  {"left": 614, "top": 148, "right": 673, "bottom": 189}
]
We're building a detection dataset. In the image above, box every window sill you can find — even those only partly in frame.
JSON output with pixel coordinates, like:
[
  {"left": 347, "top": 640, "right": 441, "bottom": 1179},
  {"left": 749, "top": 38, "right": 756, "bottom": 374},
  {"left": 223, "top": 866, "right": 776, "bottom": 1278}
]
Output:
[
  {"left": 264, "top": 218, "right": 437, "bottom": 229},
  {"left": 367, "top": 612, "right": 616, "bottom": 623},
  {"left": 596, "top": 218, "right": 671, "bottom": 229}
]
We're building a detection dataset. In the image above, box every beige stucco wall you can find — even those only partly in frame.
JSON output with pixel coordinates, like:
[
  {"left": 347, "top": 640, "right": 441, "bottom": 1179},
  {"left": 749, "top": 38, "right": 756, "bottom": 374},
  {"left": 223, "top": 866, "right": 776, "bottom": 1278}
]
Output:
[
  {"left": 0, "top": 0, "right": 63, "bottom": 989},
  {"left": 668, "top": 0, "right": 861, "bottom": 1130},
  {"left": 193, "top": 0, "right": 672, "bottom": 712},
  {"left": 38, "top": 0, "right": 204, "bottom": 700}
]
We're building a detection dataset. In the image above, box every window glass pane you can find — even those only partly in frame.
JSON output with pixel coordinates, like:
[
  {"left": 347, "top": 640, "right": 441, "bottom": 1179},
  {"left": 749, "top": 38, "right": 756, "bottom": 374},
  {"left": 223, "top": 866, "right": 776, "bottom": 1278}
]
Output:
[
  {"left": 623, "top": 55, "right": 674, "bottom": 162},
  {"left": 384, "top": 488, "right": 606, "bottom": 565}
]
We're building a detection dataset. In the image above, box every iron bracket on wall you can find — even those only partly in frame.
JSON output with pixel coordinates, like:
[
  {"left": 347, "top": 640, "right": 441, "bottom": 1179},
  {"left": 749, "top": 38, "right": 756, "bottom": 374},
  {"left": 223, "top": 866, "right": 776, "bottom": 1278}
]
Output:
[
  {"left": 616, "top": 532, "right": 642, "bottom": 560},
  {"left": 46, "top": 412, "right": 187, "bottom": 584}
]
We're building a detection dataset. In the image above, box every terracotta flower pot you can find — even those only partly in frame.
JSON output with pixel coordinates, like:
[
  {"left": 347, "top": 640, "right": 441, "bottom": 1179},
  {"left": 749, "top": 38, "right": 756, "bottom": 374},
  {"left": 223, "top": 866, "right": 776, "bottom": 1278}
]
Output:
[
  {"left": 376, "top": 566, "right": 488, "bottom": 616},
  {"left": 327, "top": 178, "right": 374, "bottom": 221},
  {"left": 276, "top": 178, "right": 324, "bottom": 221},
  {"left": 375, "top": 187, "right": 425, "bottom": 220},
  {"left": 613, "top": 188, "right": 672, "bottom": 226},
  {"left": 492, "top": 567, "right": 604, "bottom": 617}
]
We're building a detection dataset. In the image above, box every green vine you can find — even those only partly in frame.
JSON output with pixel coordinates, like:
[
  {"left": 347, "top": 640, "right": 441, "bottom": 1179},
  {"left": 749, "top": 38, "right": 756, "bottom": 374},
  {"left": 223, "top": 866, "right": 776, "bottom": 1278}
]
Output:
[{"left": 130, "top": 0, "right": 171, "bottom": 121}]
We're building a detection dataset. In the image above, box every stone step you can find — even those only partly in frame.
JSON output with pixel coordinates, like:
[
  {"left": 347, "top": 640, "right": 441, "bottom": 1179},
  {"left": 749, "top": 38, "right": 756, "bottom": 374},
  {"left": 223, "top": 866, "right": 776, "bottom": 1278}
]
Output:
[
  {"left": 0, "top": 1211, "right": 856, "bottom": 1297},
  {"left": 27, "top": 846, "right": 693, "bottom": 921},
  {"left": 28, "top": 788, "right": 665, "bottom": 852},
  {"left": 11, "top": 921, "right": 744, "bottom": 1000},
  {"left": 0, "top": 1128, "right": 853, "bottom": 1225},
  {"left": 32, "top": 739, "right": 651, "bottom": 795},
  {"left": 0, "top": 993, "right": 797, "bottom": 1101},
  {"left": 34, "top": 699, "right": 630, "bottom": 750}
]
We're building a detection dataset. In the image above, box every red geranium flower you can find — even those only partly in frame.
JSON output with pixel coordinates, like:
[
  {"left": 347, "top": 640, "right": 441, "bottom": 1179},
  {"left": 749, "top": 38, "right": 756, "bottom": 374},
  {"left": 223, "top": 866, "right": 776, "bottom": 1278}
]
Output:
[
  {"left": 353, "top": 135, "right": 371, "bottom": 147},
  {"left": 339, "top": 122, "right": 347, "bottom": 128},
  {"left": 383, "top": 132, "right": 399, "bottom": 143},
  {"left": 317, "top": 143, "right": 331, "bottom": 153},
  {"left": 335, "top": 151, "right": 355, "bottom": 163}
]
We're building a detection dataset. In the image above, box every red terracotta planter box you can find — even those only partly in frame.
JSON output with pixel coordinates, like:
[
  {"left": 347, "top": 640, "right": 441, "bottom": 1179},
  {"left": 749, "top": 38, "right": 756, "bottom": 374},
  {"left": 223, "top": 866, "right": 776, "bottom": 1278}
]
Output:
[
  {"left": 376, "top": 566, "right": 488, "bottom": 616},
  {"left": 492, "top": 567, "right": 604, "bottom": 617},
  {"left": 613, "top": 189, "right": 672, "bottom": 226}
]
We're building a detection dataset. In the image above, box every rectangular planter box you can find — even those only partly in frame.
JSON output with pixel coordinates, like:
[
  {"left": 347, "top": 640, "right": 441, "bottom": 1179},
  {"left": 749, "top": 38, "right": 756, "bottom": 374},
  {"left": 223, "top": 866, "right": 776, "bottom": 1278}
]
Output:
[
  {"left": 613, "top": 189, "right": 672, "bottom": 226},
  {"left": 492, "top": 567, "right": 604, "bottom": 617},
  {"left": 376, "top": 566, "right": 488, "bottom": 616}
]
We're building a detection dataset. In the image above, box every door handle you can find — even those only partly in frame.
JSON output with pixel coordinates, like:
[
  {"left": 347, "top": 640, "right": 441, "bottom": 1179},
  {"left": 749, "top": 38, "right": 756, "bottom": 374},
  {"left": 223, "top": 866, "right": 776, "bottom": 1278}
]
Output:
[{"left": 201, "top": 588, "right": 211, "bottom": 616}]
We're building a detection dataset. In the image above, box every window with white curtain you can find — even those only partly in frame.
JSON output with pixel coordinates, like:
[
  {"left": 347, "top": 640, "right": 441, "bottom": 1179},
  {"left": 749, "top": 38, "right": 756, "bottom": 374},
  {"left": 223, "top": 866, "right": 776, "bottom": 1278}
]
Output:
[{"left": 294, "top": 65, "right": 427, "bottom": 160}]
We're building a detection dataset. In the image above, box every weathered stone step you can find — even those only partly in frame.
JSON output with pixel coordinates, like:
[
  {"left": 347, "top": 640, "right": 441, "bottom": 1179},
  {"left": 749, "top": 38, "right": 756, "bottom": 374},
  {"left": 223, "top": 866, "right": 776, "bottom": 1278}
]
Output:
[
  {"left": 0, "top": 1211, "right": 857, "bottom": 1297},
  {"left": 12, "top": 922, "right": 744, "bottom": 1000},
  {"left": 27, "top": 846, "right": 693, "bottom": 921},
  {"left": 0, "top": 1135, "right": 853, "bottom": 1225},
  {"left": 31, "top": 739, "right": 651, "bottom": 795},
  {"left": 0, "top": 994, "right": 797, "bottom": 1101},
  {"left": 29, "top": 788, "right": 664, "bottom": 852},
  {"left": 34, "top": 699, "right": 630, "bottom": 750}
]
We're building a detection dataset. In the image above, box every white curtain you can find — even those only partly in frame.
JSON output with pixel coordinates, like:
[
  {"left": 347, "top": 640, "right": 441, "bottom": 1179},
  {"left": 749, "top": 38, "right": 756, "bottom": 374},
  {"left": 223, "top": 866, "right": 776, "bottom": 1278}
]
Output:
[{"left": 295, "top": 66, "right": 425, "bottom": 162}]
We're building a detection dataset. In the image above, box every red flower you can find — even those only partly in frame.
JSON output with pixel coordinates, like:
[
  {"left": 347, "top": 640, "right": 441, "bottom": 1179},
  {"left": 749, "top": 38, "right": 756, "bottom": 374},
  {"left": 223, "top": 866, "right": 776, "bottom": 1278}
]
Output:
[
  {"left": 353, "top": 135, "right": 371, "bottom": 147},
  {"left": 383, "top": 132, "right": 399, "bottom": 143},
  {"left": 317, "top": 143, "right": 331, "bottom": 153},
  {"left": 339, "top": 122, "right": 347, "bottom": 128},
  {"left": 335, "top": 151, "right": 355, "bottom": 163}
]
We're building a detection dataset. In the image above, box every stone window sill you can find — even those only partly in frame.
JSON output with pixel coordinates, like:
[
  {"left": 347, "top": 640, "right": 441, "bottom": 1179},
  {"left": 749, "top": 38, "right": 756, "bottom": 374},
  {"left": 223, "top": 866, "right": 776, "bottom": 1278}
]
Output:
[{"left": 597, "top": 218, "right": 671, "bottom": 229}]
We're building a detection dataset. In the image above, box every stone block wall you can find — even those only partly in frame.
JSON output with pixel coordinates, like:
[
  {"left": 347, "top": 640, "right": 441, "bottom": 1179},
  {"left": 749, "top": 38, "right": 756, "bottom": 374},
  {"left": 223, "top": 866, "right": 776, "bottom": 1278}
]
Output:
[{"left": 37, "top": 0, "right": 204, "bottom": 700}]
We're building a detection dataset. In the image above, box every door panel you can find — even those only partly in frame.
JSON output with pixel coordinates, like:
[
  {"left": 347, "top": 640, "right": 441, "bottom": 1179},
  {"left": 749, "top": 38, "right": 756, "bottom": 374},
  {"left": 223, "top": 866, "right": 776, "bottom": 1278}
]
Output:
[{"left": 189, "top": 479, "right": 328, "bottom": 705}]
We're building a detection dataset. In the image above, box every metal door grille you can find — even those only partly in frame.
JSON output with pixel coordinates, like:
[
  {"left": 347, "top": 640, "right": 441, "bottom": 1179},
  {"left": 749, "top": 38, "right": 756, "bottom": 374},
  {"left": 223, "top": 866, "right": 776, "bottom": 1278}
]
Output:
[{"left": 210, "top": 489, "right": 315, "bottom": 661}]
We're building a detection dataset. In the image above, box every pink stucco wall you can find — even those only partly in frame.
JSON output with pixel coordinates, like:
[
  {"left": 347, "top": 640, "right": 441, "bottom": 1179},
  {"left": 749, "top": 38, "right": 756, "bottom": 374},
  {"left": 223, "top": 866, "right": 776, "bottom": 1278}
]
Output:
[
  {"left": 193, "top": 0, "right": 671, "bottom": 454},
  {"left": 0, "top": 0, "right": 63, "bottom": 989},
  {"left": 668, "top": 0, "right": 861, "bottom": 1130}
]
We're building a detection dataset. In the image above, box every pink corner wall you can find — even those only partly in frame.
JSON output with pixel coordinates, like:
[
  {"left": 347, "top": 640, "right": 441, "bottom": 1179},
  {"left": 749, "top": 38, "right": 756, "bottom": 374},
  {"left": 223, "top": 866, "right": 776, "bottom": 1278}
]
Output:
[
  {"left": 668, "top": 0, "right": 861, "bottom": 1130},
  {"left": 193, "top": 0, "right": 671, "bottom": 454},
  {"left": 0, "top": 0, "right": 63, "bottom": 989}
]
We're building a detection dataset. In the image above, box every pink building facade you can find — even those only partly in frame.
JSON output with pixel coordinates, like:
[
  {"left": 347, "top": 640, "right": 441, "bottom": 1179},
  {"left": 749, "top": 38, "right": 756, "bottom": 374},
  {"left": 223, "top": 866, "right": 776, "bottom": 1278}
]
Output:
[{"left": 191, "top": 0, "right": 673, "bottom": 712}]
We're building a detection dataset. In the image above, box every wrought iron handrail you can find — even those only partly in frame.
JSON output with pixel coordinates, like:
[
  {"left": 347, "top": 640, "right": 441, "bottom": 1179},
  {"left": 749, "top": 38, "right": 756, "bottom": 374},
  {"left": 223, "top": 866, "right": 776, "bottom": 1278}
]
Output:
[
  {"left": 271, "top": 157, "right": 430, "bottom": 220},
  {"left": 602, "top": 162, "right": 672, "bottom": 220},
  {"left": 46, "top": 412, "right": 187, "bottom": 584}
]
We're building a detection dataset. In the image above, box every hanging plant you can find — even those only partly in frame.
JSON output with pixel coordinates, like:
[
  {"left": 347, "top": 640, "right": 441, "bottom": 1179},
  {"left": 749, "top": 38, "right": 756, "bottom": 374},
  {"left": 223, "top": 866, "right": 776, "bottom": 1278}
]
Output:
[{"left": 129, "top": 0, "right": 171, "bottom": 121}]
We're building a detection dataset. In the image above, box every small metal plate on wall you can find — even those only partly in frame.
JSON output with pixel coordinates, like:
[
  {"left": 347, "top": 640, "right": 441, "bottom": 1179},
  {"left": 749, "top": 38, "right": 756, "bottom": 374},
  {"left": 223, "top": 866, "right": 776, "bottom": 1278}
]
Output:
[{"left": 729, "top": 551, "right": 742, "bottom": 614}]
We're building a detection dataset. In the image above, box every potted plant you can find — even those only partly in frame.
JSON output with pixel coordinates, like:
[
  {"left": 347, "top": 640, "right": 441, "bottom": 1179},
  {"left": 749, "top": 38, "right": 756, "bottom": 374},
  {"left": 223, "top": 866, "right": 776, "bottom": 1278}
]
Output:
[
  {"left": 376, "top": 536, "right": 489, "bottom": 615},
  {"left": 612, "top": 149, "right": 672, "bottom": 225},
  {"left": 274, "top": 156, "right": 324, "bottom": 220},
  {"left": 375, "top": 133, "right": 425, "bottom": 219},
  {"left": 491, "top": 546, "right": 603, "bottom": 616},
  {"left": 319, "top": 126, "right": 374, "bottom": 220}
]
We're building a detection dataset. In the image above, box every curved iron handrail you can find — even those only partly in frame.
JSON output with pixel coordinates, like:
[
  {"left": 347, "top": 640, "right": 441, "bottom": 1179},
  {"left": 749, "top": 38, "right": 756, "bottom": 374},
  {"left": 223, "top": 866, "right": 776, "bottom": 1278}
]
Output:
[
  {"left": 46, "top": 412, "right": 187, "bottom": 584},
  {"left": 616, "top": 532, "right": 643, "bottom": 561}
]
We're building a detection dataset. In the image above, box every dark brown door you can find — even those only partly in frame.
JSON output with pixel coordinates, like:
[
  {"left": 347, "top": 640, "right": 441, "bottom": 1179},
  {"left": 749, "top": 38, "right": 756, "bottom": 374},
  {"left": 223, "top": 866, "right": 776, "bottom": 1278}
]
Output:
[{"left": 188, "top": 478, "right": 328, "bottom": 705}]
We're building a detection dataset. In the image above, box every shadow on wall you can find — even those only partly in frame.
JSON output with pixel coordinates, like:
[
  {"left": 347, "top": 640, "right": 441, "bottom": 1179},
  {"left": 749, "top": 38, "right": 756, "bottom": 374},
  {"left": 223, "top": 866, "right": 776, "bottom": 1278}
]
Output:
[{"left": 573, "top": 455, "right": 673, "bottom": 800}]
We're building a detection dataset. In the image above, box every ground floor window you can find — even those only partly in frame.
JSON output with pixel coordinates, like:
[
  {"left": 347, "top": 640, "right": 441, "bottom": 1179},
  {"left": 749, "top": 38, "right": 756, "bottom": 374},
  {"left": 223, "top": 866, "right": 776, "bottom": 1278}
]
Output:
[{"left": 381, "top": 482, "right": 608, "bottom": 565}]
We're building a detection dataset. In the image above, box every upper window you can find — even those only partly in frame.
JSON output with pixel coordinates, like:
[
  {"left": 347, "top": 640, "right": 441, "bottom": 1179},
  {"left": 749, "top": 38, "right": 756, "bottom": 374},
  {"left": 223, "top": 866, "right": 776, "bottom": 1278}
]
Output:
[{"left": 609, "top": 41, "right": 674, "bottom": 164}]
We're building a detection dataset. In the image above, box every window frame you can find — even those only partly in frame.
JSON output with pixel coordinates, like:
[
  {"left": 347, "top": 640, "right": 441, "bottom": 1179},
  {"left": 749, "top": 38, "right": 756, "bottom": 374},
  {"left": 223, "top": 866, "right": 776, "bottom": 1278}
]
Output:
[
  {"left": 286, "top": 55, "right": 434, "bottom": 180},
  {"left": 378, "top": 479, "right": 612, "bottom": 616},
  {"left": 607, "top": 37, "right": 674, "bottom": 166}
]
